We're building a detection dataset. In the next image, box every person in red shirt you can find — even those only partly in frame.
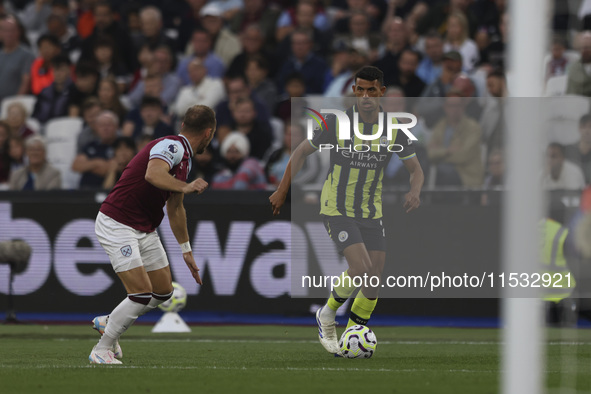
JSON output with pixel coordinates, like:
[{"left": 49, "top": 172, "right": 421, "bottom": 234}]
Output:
[
  {"left": 30, "top": 34, "right": 61, "bottom": 95},
  {"left": 88, "top": 105, "right": 216, "bottom": 364}
]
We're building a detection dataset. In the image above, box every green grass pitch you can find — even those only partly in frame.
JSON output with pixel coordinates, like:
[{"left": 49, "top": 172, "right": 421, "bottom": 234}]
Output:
[{"left": 1, "top": 324, "right": 591, "bottom": 393}]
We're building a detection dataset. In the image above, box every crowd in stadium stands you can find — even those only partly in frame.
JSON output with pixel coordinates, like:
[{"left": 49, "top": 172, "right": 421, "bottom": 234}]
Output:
[{"left": 0, "top": 0, "right": 591, "bottom": 197}]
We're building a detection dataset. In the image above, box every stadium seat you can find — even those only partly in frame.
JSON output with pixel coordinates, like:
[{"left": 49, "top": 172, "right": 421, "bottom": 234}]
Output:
[
  {"left": 545, "top": 95, "right": 590, "bottom": 145},
  {"left": 0, "top": 95, "right": 37, "bottom": 119},
  {"left": 44, "top": 117, "right": 83, "bottom": 189}
]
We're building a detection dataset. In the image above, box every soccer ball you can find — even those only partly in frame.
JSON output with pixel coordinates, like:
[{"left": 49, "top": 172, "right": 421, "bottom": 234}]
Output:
[
  {"left": 339, "top": 325, "right": 377, "bottom": 359},
  {"left": 158, "top": 282, "right": 187, "bottom": 313}
]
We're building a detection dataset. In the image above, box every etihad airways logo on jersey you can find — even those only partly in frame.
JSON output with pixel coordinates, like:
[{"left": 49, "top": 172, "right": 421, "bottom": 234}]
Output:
[{"left": 305, "top": 107, "right": 418, "bottom": 153}]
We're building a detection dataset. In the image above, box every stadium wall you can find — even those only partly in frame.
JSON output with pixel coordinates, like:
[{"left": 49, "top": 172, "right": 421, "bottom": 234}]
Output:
[{"left": 0, "top": 190, "right": 507, "bottom": 318}]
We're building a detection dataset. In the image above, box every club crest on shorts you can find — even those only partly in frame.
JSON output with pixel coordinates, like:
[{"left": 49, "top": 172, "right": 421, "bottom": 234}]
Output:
[
  {"left": 338, "top": 231, "right": 348, "bottom": 242},
  {"left": 120, "top": 245, "right": 132, "bottom": 257}
]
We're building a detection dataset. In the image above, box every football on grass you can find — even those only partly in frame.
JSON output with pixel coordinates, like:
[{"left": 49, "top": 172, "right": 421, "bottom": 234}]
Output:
[
  {"left": 339, "top": 325, "right": 377, "bottom": 358},
  {"left": 158, "top": 282, "right": 187, "bottom": 313}
]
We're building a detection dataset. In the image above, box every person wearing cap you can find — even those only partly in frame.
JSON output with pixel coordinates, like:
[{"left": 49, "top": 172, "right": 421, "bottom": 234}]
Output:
[
  {"left": 197, "top": 2, "right": 241, "bottom": 66},
  {"left": 211, "top": 131, "right": 267, "bottom": 190}
]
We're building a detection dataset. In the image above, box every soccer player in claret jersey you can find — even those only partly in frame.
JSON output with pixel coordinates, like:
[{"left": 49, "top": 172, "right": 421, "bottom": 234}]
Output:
[
  {"left": 88, "top": 105, "right": 216, "bottom": 364},
  {"left": 270, "top": 66, "right": 424, "bottom": 355}
]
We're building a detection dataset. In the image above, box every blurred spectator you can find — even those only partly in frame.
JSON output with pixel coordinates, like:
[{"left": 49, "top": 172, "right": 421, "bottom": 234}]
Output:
[
  {"left": 76, "top": 0, "right": 97, "bottom": 39},
  {"left": 18, "top": 0, "right": 52, "bottom": 33},
  {"left": 128, "top": 43, "right": 154, "bottom": 91},
  {"left": 481, "top": 11, "right": 507, "bottom": 70},
  {"left": 452, "top": 74, "right": 481, "bottom": 120},
  {"left": 97, "top": 76, "right": 127, "bottom": 124},
  {"left": 215, "top": 74, "right": 270, "bottom": 129},
  {"left": 46, "top": 13, "right": 81, "bottom": 62},
  {"left": 374, "top": 18, "right": 408, "bottom": 86},
  {"left": 67, "top": 61, "right": 99, "bottom": 117},
  {"left": 196, "top": 3, "right": 241, "bottom": 67},
  {"left": 134, "top": 6, "right": 176, "bottom": 53},
  {"left": 416, "top": 0, "right": 477, "bottom": 37},
  {"left": 543, "top": 143, "right": 585, "bottom": 190},
  {"left": 332, "top": 0, "right": 383, "bottom": 34},
  {"left": 5, "top": 102, "right": 34, "bottom": 139},
  {"left": 30, "top": 34, "right": 61, "bottom": 95},
  {"left": 79, "top": 1, "right": 135, "bottom": 72},
  {"left": 173, "top": 59, "right": 226, "bottom": 119},
  {"left": 390, "top": 49, "right": 425, "bottom": 97},
  {"left": 565, "top": 114, "right": 591, "bottom": 185},
  {"left": 481, "top": 149, "right": 504, "bottom": 206},
  {"left": 265, "top": 121, "right": 322, "bottom": 186},
  {"left": 124, "top": 96, "right": 174, "bottom": 142},
  {"left": 226, "top": 24, "right": 274, "bottom": 78},
  {"left": 229, "top": 0, "right": 280, "bottom": 51},
  {"left": 188, "top": 145, "right": 218, "bottom": 184},
  {"left": 335, "top": 11, "right": 380, "bottom": 61},
  {"left": 92, "top": 36, "right": 130, "bottom": 90},
  {"left": 102, "top": 136, "right": 136, "bottom": 189},
  {"left": 9, "top": 135, "right": 61, "bottom": 190},
  {"left": 566, "top": 32, "right": 591, "bottom": 97},
  {"left": 546, "top": 36, "right": 570, "bottom": 81},
  {"left": 218, "top": 97, "right": 273, "bottom": 159},
  {"left": 76, "top": 97, "right": 102, "bottom": 152},
  {"left": 245, "top": 54, "right": 277, "bottom": 115},
  {"left": 275, "top": 72, "right": 305, "bottom": 122},
  {"left": 480, "top": 70, "right": 507, "bottom": 159},
  {"left": 275, "top": 29, "right": 328, "bottom": 94},
  {"left": 0, "top": 15, "right": 35, "bottom": 101},
  {"left": 276, "top": 0, "right": 328, "bottom": 43},
  {"left": 427, "top": 94, "right": 484, "bottom": 188},
  {"left": 32, "top": 54, "right": 72, "bottom": 123},
  {"left": 177, "top": 29, "right": 225, "bottom": 84},
  {"left": 0, "top": 121, "right": 11, "bottom": 185},
  {"left": 72, "top": 110, "right": 118, "bottom": 189},
  {"left": 443, "top": 12, "right": 479, "bottom": 73},
  {"left": 8, "top": 135, "right": 25, "bottom": 174},
  {"left": 212, "top": 131, "right": 267, "bottom": 190},
  {"left": 127, "top": 45, "right": 181, "bottom": 109},
  {"left": 417, "top": 31, "right": 444, "bottom": 85},
  {"left": 176, "top": 0, "right": 206, "bottom": 54},
  {"left": 324, "top": 45, "right": 368, "bottom": 97}
]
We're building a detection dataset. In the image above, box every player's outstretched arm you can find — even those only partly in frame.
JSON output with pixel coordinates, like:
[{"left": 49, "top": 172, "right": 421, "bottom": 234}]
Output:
[
  {"left": 402, "top": 156, "right": 424, "bottom": 213},
  {"left": 167, "top": 192, "right": 202, "bottom": 285},
  {"left": 269, "top": 140, "right": 317, "bottom": 215},
  {"left": 145, "top": 159, "right": 208, "bottom": 194}
]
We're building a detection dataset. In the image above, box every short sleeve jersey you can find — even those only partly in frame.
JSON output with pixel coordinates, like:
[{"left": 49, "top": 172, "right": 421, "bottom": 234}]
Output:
[
  {"left": 100, "top": 135, "right": 193, "bottom": 232},
  {"left": 310, "top": 106, "right": 416, "bottom": 219}
]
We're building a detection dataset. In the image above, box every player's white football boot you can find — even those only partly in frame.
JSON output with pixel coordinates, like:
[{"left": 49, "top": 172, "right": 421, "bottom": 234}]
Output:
[
  {"left": 89, "top": 345, "right": 122, "bottom": 365},
  {"left": 315, "top": 306, "right": 342, "bottom": 355},
  {"left": 92, "top": 315, "right": 123, "bottom": 359}
]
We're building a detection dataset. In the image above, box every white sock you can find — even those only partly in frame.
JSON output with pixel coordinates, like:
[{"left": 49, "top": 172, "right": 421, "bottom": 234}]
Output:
[
  {"left": 140, "top": 292, "right": 171, "bottom": 315},
  {"left": 320, "top": 303, "right": 337, "bottom": 323},
  {"left": 96, "top": 297, "right": 147, "bottom": 350}
]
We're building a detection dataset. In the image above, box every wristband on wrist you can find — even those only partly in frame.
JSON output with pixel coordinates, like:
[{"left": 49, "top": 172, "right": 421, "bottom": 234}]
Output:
[{"left": 180, "top": 242, "right": 191, "bottom": 253}]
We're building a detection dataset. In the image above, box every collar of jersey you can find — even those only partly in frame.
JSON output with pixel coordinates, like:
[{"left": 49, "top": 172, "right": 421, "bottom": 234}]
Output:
[{"left": 179, "top": 134, "right": 194, "bottom": 157}]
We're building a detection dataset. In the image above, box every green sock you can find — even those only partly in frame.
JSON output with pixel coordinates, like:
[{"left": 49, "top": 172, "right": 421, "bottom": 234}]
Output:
[
  {"left": 326, "top": 271, "right": 356, "bottom": 312},
  {"left": 347, "top": 290, "right": 378, "bottom": 329}
]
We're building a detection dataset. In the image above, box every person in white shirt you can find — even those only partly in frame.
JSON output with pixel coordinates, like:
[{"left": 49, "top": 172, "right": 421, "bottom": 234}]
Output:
[
  {"left": 543, "top": 143, "right": 586, "bottom": 190},
  {"left": 172, "top": 59, "right": 226, "bottom": 119},
  {"left": 443, "top": 12, "right": 479, "bottom": 73}
]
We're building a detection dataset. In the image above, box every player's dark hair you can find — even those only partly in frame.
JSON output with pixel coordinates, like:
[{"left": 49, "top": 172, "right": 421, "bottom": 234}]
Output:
[
  {"left": 50, "top": 54, "right": 71, "bottom": 68},
  {"left": 580, "top": 113, "right": 591, "bottom": 126},
  {"left": 140, "top": 96, "right": 163, "bottom": 109},
  {"left": 37, "top": 33, "right": 60, "bottom": 48},
  {"left": 113, "top": 136, "right": 136, "bottom": 152},
  {"left": 354, "top": 66, "right": 384, "bottom": 86},
  {"left": 182, "top": 105, "right": 216, "bottom": 135}
]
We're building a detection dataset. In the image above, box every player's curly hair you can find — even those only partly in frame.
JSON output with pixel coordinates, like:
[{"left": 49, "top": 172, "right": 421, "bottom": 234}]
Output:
[
  {"left": 354, "top": 66, "right": 384, "bottom": 86},
  {"left": 182, "top": 105, "right": 216, "bottom": 134}
]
